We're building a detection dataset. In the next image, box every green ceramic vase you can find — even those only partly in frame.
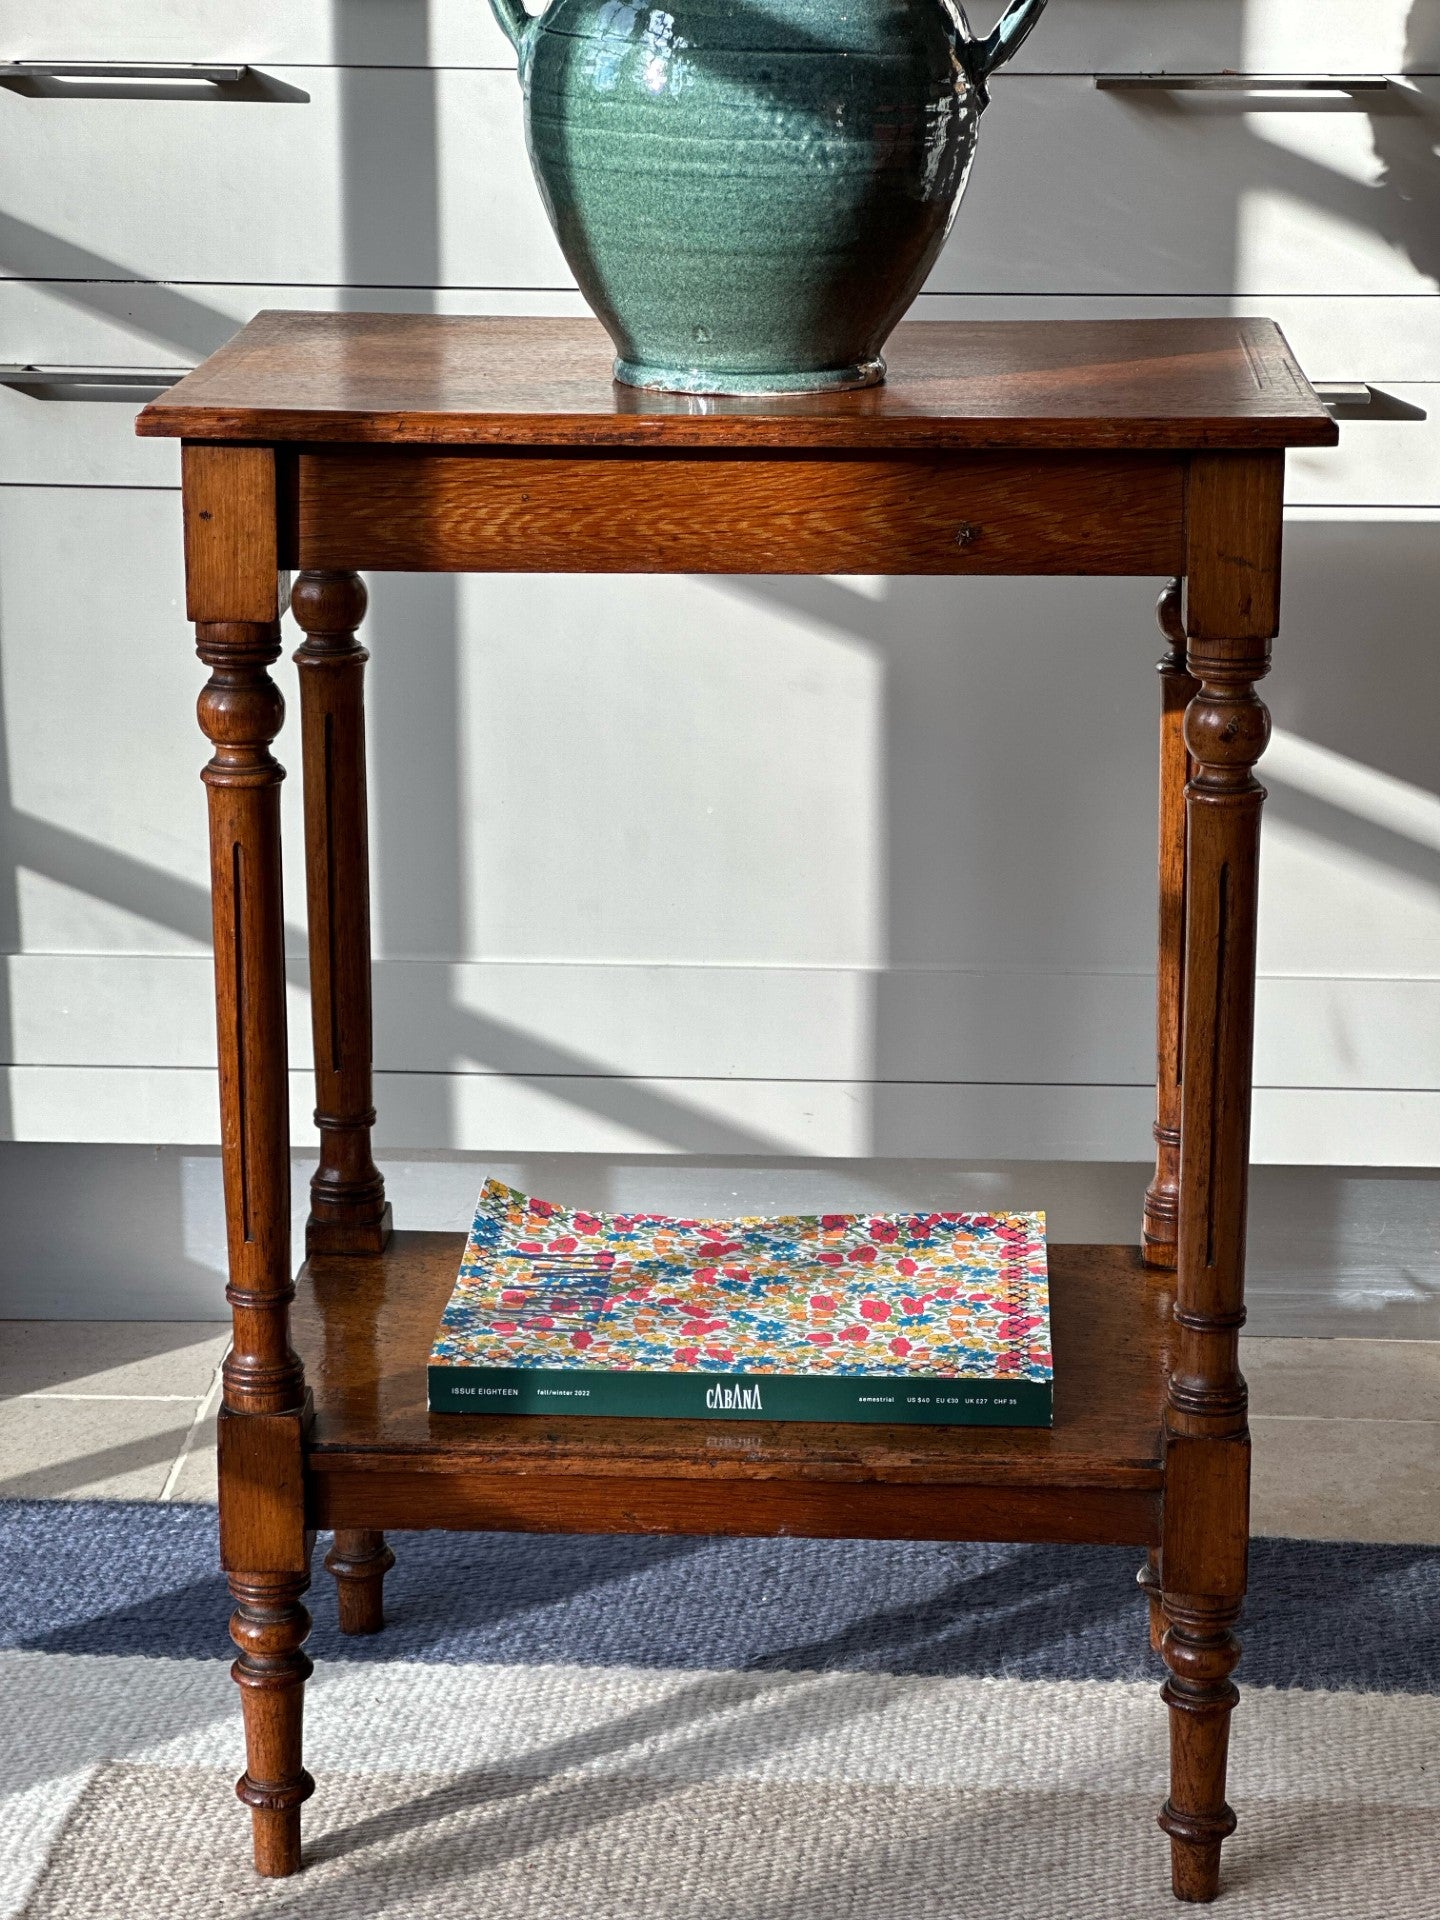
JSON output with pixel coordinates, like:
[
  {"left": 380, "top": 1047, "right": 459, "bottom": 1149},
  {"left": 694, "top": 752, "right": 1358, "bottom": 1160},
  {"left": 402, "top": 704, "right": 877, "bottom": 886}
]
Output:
[{"left": 489, "top": 0, "right": 1049, "bottom": 393}]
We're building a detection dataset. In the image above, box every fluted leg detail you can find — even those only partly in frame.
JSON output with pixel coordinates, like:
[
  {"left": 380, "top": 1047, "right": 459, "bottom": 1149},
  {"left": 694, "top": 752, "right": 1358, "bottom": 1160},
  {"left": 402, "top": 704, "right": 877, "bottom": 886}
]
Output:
[
  {"left": 1157, "top": 453, "right": 1280, "bottom": 1902},
  {"left": 292, "top": 570, "right": 390, "bottom": 1256},
  {"left": 1143, "top": 578, "right": 1197, "bottom": 1270}
]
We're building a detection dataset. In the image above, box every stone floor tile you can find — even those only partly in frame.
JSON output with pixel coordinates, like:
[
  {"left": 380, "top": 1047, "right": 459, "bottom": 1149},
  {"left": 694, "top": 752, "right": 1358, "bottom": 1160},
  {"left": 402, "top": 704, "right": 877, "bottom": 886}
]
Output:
[
  {"left": 1242, "top": 1336, "right": 1439, "bottom": 1421},
  {"left": 163, "top": 1373, "right": 221, "bottom": 1503},
  {"left": 1251, "top": 1414, "right": 1440, "bottom": 1543},
  {"left": 0, "top": 1396, "right": 200, "bottom": 1500},
  {"left": 0, "top": 1321, "right": 230, "bottom": 1400}
]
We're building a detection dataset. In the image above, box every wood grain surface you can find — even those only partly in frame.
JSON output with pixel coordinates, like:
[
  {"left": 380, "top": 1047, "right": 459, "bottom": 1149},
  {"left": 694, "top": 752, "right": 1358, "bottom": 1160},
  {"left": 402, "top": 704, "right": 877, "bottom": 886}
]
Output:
[
  {"left": 291, "top": 1232, "right": 1174, "bottom": 1494},
  {"left": 309, "top": 1467, "right": 1161, "bottom": 1547},
  {"left": 182, "top": 445, "right": 286, "bottom": 624},
  {"left": 139, "top": 313, "right": 1338, "bottom": 451},
  {"left": 167, "top": 319, "right": 1304, "bottom": 1884},
  {"left": 294, "top": 447, "right": 1186, "bottom": 577},
  {"left": 1155, "top": 449, "right": 1281, "bottom": 1903}
]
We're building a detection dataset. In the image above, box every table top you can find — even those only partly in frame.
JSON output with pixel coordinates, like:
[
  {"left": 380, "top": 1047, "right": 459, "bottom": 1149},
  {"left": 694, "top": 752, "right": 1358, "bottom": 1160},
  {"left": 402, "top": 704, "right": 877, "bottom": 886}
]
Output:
[{"left": 138, "top": 312, "right": 1337, "bottom": 453}]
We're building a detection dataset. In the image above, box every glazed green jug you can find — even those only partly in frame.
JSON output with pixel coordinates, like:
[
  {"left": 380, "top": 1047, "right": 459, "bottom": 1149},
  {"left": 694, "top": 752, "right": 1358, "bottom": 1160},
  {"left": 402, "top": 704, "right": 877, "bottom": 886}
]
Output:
[{"left": 489, "top": 0, "right": 1049, "bottom": 393}]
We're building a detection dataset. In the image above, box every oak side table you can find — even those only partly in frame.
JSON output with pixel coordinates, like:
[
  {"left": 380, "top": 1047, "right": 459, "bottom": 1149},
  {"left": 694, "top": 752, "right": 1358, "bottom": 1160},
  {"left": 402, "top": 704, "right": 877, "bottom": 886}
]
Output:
[{"left": 137, "top": 313, "right": 1336, "bottom": 1903}]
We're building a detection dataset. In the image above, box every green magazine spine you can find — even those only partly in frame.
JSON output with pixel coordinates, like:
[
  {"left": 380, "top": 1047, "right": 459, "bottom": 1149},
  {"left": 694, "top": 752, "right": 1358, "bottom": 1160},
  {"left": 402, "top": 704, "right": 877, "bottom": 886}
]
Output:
[{"left": 428, "top": 1365, "right": 1051, "bottom": 1426}]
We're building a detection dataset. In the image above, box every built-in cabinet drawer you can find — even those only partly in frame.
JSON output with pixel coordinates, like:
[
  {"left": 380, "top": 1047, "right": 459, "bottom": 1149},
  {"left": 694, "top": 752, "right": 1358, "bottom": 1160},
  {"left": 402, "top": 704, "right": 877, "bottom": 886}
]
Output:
[
  {"left": 9, "top": 1, "right": 1438, "bottom": 73},
  {"left": 4, "top": 70, "right": 1438, "bottom": 296},
  {"left": 3, "top": 288, "right": 1430, "bottom": 501},
  {"left": 2, "top": 485, "right": 1434, "bottom": 1074},
  {"left": 4, "top": 4, "right": 1435, "bottom": 1167},
  {"left": 7, "top": 282, "right": 1436, "bottom": 381},
  {"left": 7, "top": 379, "right": 1431, "bottom": 504},
  {"left": 959, "top": 76, "right": 1440, "bottom": 296}
]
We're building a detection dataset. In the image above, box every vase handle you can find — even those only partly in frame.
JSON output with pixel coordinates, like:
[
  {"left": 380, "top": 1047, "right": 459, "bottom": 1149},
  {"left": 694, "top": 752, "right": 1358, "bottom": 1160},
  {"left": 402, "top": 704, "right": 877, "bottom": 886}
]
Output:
[
  {"left": 490, "top": 0, "right": 542, "bottom": 61},
  {"left": 971, "top": 0, "right": 1048, "bottom": 84}
]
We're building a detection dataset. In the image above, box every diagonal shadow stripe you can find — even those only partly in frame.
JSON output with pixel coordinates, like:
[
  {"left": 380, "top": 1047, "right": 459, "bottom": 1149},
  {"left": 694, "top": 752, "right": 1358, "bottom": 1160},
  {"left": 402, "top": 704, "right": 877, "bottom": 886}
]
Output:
[
  {"left": 0, "top": 212, "right": 240, "bottom": 360},
  {"left": 5, "top": 811, "right": 784, "bottom": 1152},
  {"left": 1264, "top": 779, "right": 1440, "bottom": 895}
]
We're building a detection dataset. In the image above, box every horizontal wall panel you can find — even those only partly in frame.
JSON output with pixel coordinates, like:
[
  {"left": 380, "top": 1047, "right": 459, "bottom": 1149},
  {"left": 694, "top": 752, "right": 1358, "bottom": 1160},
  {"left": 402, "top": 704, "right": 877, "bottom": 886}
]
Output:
[
  {"left": 11, "top": 2, "right": 1438, "bottom": 75},
  {"left": 6, "top": 0, "right": 515, "bottom": 68},
  {"left": 2, "top": 488, "right": 1435, "bottom": 978},
  {"left": 1286, "top": 389, "right": 1438, "bottom": 505},
  {"left": 2, "top": 491, "right": 1435, "bottom": 1162},
  {"left": 5, "top": 955, "right": 1438, "bottom": 1093},
  {"left": 5, "top": 287, "right": 1439, "bottom": 394},
  {"left": 1248, "top": 1090, "right": 1440, "bottom": 1168},
  {"left": 0, "top": 384, "right": 180, "bottom": 486},
  {"left": 4, "top": 74, "right": 1437, "bottom": 297},
  {"left": 0, "top": 70, "right": 564, "bottom": 289},
  {"left": 0, "top": 283, "right": 1430, "bottom": 491},
  {"left": 0, "top": 1065, "right": 1157, "bottom": 1156},
  {"left": 952, "top": 77, "right": 1440, "bottom": 297},
  {"left": 5, "top": 1151, "right": 1435, "bottom": 1326},
  {"left": 2, "top": 1065, "right": 1436, "bottom": 1166},
  {"left": 3, "top": 365, "right": 1429, "bottom": 506}
]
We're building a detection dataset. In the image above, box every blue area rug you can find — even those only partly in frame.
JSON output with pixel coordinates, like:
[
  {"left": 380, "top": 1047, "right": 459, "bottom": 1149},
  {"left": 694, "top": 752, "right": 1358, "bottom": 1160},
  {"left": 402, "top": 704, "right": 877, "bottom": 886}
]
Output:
[
  {"left": 4, "top": 1502, "right": 1438, "bottom": 1919},
  {"left": 2, "top": 1500, "right": 1436, "bottom": 1691}
]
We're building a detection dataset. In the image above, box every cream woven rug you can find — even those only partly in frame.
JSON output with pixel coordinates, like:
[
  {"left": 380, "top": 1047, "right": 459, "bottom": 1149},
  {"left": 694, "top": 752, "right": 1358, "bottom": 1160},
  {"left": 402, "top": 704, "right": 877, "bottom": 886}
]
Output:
[{"left": 4, "top": 1506, "right": 1437, "bottom": 1917}]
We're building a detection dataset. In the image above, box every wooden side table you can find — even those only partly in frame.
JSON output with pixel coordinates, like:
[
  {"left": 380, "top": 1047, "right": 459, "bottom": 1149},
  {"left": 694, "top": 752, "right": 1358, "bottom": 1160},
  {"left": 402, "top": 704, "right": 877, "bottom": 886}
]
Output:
[{"left": 137, "top": 314, "right": 1336, "bottom": 1903}]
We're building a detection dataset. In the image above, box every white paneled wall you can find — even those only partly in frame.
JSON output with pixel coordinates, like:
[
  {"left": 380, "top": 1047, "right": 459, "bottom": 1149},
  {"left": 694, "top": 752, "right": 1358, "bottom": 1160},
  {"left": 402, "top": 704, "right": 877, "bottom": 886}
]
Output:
[{"left": 0, "top": 2, "right": 1436, "bottom": 1168}]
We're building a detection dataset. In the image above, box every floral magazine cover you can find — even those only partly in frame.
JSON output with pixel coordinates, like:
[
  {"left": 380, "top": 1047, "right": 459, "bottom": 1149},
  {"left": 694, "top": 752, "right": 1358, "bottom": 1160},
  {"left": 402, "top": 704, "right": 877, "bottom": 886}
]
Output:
[{"left": 427, "top": 1181, "right": 1052, "bottom": 1426}]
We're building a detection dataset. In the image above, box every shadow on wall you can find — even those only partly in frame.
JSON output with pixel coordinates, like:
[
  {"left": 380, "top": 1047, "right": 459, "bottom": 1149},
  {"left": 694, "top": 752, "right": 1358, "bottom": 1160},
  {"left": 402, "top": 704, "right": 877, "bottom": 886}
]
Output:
[
  {"left": 0, "top": 0, "right": 1434, "bottom": 1303},
  {"left": 0, "top": 1146, "right": 1434, "bottom": 1332},
  {"left": 1370, "top": 3, "right": 1440, "bottom": 292},
  {"left": 946, "top": 18, "right": 1440, "bottom": 300}
]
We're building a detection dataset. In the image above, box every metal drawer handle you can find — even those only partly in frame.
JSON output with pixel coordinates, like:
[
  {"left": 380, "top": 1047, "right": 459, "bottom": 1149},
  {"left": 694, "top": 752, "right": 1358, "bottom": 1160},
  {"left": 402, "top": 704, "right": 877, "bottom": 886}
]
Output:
[
  {"left": 1095, "top": 73, "right": 1390, "bottom": 94},
  {"left": 1314, "top": 384, "right": 1372, "bottom": 412},
  {"left": 0, "top": 364, "right": 187, "bottom": 390},
  {"left": 2, "top": 61, "right": 248, "bottom": 84},
  {"left": 1312, "top": 384, "right": 1428, "bottom": 421}
]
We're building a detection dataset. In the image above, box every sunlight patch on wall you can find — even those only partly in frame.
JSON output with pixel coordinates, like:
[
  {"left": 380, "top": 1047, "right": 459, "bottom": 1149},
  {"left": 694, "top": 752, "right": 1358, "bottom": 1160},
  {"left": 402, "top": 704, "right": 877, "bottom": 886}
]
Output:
[
  {"left": 1259, "top": 724, "right": 1440, "bottom": 980},
  {"left": 1265, "top": 729, "right": 1440, "bottom": 853},
  {"left": 1242, "top": 1, "right": 1412, "bottom": 74},
  {"left": 1238, "top": 180, "right": 1437, "bottom": 294}
]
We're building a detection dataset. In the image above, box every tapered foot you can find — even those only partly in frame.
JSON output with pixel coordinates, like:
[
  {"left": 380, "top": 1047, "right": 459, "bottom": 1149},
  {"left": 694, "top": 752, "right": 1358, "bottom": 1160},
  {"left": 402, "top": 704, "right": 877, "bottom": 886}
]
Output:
[
  {"left": 247, "top": 1804, "right": 306, "bottom": 1878},
  {"left": 1159, "top": 1605, "right": 1241, "bottom": 1904},
  {"left": 230, "top": 1570, "right": 314, "bottom": 1876},
  {"left": 326, "top": 1529, "right": 394, "bottom": 1635},
  {"left": 1166, "top": 1831, "right": 1227, "bottom": 1903}
]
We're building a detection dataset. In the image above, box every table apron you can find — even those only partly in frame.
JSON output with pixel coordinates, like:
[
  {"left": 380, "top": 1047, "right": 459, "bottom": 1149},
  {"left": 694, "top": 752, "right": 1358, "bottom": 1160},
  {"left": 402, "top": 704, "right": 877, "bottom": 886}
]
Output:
[
  {"left": 306, "top": 1462, "right": 1163, "bottom": 1547},
  {"left": 291, "top": 448, "right": 1188, "bottom": 577}
]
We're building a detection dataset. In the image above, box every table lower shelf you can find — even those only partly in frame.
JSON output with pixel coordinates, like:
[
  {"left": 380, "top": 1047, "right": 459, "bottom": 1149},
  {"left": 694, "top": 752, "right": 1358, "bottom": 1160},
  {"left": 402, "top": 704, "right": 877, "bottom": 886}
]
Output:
[{"left": 290, "top": 1234, "right": 1174, "bottom": 1547}]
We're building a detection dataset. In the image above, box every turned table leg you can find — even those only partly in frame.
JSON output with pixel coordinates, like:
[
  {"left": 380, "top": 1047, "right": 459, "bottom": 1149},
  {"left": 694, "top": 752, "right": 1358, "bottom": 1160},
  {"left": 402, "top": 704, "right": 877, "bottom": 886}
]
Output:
[
  {"left": 292, "top": 570, "right": 395, "bottom": 1635},
  {"left": 1159, "top": 454, "right": 1279, "bottom": 1903},
  {"left": 196, "top": 607, "right": 314, "bottom": 1877},
  {"left": 325, "top": 1529, "right": 396, "bottom": 1634},
  {"left": 292, "top": 569, "right": 391, "bottom": 1257},
  {"left": 1143, "top": 578, "right": 1198, "bottom": 1270},
  {"left": 229, "top": 1569, "right": 315, "bottom": 1875}
]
